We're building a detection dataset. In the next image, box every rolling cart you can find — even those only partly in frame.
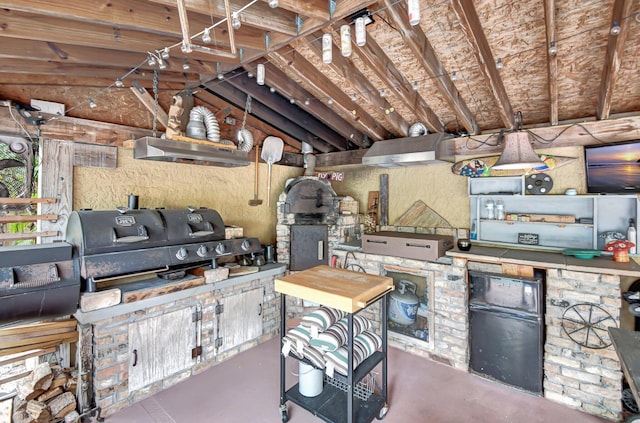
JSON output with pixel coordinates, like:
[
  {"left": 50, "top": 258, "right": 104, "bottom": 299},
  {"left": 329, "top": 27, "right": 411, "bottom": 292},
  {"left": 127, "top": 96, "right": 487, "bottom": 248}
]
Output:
[{"left": 275, "top": 265, "right": 394, "bottom": 423}]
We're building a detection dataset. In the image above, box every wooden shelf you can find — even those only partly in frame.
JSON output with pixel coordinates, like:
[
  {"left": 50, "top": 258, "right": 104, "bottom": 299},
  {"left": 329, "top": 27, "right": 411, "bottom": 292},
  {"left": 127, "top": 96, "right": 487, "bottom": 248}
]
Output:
[
  {"left": 0, "top": 198, "right": 56, "bottom": 205},
  {"left": 0, "top": 231, "right": 58, "bottom": 241},
  {"left": 0, "top": 214, "right": 57, "bottom": 223}
]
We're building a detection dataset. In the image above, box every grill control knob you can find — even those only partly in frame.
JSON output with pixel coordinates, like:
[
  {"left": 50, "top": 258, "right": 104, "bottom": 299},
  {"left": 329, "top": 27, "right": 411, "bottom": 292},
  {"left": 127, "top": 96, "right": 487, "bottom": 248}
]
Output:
[
  {"left": 176, "top": 247, "right": 188, "bottom": 261},
  {"left": 215, "top": 243, "right": 226, "bottom": 255},
  {"left": 197, "top": 245, "right": 208, "bottom": 258},
  {"left": 241, "top": 239, "right": 251, "bottom": 251}
]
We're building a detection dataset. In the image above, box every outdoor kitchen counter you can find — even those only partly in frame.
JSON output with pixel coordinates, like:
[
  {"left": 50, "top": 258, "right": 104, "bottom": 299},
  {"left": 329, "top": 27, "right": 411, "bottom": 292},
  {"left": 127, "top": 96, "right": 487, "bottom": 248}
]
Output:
[
  {"left": 447, "top": 245, "right": 640, "bottom": 277},
  {"left": 74, "top": 262, "right": 287, "bottom": 325}
]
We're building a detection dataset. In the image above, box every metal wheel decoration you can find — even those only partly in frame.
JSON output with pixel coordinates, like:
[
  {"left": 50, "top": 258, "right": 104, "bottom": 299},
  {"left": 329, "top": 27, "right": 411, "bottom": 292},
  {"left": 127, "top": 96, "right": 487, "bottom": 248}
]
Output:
[{"left": 561, "top": 303, "right": 617, "bottom": 349}]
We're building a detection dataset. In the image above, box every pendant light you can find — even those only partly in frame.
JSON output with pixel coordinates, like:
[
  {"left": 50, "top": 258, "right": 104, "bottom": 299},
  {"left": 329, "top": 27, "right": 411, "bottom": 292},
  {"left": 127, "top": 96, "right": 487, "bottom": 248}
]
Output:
[{"left": 493, "top": 132, "right": 545, "bottom": 170}]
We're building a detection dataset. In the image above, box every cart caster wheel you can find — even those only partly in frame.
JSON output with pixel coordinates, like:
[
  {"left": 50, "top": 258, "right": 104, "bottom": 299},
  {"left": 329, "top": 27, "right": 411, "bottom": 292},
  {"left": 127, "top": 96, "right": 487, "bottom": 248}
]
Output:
[
  {"left": 279, "top": 405, "right": 288, "bottom": 422},
  {"left": 376, "top": 404, "right": 389, "bottom": 420},
  {"left": 626, "top": 414, "right": 640, "bottom": 423}
]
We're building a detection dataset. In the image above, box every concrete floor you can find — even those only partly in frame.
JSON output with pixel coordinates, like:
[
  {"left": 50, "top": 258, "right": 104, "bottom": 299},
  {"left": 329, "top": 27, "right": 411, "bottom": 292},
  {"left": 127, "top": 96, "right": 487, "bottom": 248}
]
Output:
[{"left": 106, "top": 336, "right": 610, "bottom": 423}]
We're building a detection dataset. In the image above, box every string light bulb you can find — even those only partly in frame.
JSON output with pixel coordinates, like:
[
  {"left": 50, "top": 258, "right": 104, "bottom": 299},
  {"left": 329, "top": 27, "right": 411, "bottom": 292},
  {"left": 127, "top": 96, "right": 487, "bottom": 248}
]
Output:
[
  {"left": 352, "top": 93, "right": 358, "bottom": 101},
  {"left": 232, "top": 12, "right": 241, "bottom": 30},
  {"left": 270, "top": 87, "right": 276, "bottom": 93},
  {"left": 407, "top": 0, "right": 421, "bottom": 26},
  {"left": 161, "top": 47, "right": 170, "bottom": 59},
  {"left": 355, "top": 17, "right": 366, "bottom": 46},
  {"left": 181, "top": 41, "right": 191, "bottom": 54},
  {"left": 413, "top": 81, "right": 419, "bottom": 90},
  {"left": 610, "top": 20, "right": 621, "bottom": 35},
  {"left": 451, "top": 71, "right": 457, "bottom": 81},
  {"left": 290, "top": 98, "right": 295, "bottom": 104},
  {"left": 496, "top": 58, "right": 504, "bottom": 70},
  {"left": 256, "top": 63, "right": 265, "bottom": 85},
  {"left": 202, "top": 27, "right": 212, "bottom": 44},
  {"left": 340, "top": 25, "right": 352, "bottom": 57},
  {"left": 380, "top": 87, "right": 385, "bottom": 98},
  {"left": 182, "top": 60, "right": 190, "bottom": 71},
  {"left": 548, "top": 41, "right": 557, "bottom": 55},
  {"left": 157, "top": 58, "right": 167, "bottom": 70},
  {"left": 268, "top": 0, "right": 278, "bottom": 8},
  {"left": 322, "top": 33, "right": 332, "bottom": 64},
  {"left": 147, "top": 54, "right": 157, "bottom": 67},
  {"left": 115, "top": 78, "right": 125, "bottom": 88},
  {"left": 88, "top": 98, "right": 97, "bottom": 109},
  {"left": 247, "top": 71, "right": 254, "bottom": 78},
  {"left": 327, "top": 97, "right": 333, "bottom": 104},
  {"left": 304, "top": 99, "right": 310, "bottom": 106}
]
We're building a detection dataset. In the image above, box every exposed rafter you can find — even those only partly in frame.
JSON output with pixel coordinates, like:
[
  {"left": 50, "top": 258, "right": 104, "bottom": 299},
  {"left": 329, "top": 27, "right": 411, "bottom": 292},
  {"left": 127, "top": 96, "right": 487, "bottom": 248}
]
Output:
[
  {"left": 301, "top": 34, "right": 408, "bottom": 136},
  {"left": 349, "top": 26, "right": 446, "bottom": 134},
  {"left": 543, "top": 0, "right": 558, "bottom": 126},
  {"left": 596, "top": 0, "right": 635, "bottom": 120},
  {"left": 244, "top": 63, "right": 368, "bottom": 146},
  {"left": 450, "top": 0, "right": 513, "bottom": 130},
  {"left": 267, "top": 49, "right": 390, "bottom": 144},
  {"left": 382, "top": 0, "right": 478, "bottom": 135}
]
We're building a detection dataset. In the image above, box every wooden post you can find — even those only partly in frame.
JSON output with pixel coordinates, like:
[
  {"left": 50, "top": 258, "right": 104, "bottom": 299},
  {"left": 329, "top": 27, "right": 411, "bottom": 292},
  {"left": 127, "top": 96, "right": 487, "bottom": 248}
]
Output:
[{"left": 379, "top": 174, "right": 389, "bottom": 226}]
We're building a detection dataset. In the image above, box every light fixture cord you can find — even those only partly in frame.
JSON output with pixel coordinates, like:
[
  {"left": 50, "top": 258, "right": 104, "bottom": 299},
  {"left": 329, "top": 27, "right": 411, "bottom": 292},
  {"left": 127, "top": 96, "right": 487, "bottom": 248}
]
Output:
[
  {"left": 153, "top": 69, "right": 159, "bottom": 138},
  {"left": 241, "top": 94, "right": 252, "bottom": 132}
]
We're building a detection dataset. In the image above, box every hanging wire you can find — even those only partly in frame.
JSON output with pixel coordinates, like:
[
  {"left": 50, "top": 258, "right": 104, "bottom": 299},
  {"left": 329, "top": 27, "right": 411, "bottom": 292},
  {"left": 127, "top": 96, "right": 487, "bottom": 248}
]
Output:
[
  {"left": 152, "top": 69, "right": 159, "bottom": 138},
  {"left": 241, "top": 94, "right": 252, "bottom": 132}
]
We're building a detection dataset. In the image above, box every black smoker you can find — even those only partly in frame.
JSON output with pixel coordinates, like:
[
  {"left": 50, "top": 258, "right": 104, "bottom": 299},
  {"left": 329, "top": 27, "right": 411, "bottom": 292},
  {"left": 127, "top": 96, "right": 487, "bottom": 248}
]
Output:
[
  {"left": 280, "top": 177, "right": 338, "bottom": 271},
  {"left": 65, "top": 206, "right": 263, "bottom": 292},
  {"left": 0, "top": 243, "right": 80, "bottom": 325}
]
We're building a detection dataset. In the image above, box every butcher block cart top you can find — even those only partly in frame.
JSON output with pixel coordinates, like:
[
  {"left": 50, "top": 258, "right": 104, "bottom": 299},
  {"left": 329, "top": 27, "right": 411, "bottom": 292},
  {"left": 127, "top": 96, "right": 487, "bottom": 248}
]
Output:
[
  {"left": 275, "top": 266, "right": 394, "bottom": 423},
  {"left": 274, "top": 265, "right": 394, "bottom": 313}
]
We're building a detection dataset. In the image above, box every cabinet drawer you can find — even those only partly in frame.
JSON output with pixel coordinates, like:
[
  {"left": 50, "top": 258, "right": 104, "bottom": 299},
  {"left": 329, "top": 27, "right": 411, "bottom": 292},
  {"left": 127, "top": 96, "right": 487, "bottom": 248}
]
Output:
[{"left": 362, "top": 232, "right": 453, "bottom": 261}]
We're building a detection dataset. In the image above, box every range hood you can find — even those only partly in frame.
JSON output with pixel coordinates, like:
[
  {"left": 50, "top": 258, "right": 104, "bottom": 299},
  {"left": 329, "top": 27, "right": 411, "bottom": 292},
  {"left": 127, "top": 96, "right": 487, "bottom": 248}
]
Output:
[
  {"left": 134, "top": 137, "right": 250, "bottom": 167},
  {"left": 362, "top": 133, "right": 455, "bottom": 168}
]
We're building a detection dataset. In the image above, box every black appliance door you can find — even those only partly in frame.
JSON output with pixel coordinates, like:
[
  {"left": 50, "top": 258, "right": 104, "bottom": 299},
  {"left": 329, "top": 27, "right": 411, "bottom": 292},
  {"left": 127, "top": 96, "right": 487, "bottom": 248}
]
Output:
[
  {"left": 469, "top": 306, "right": 543, "bottom": 394},
  {"left": 290, "top": 225, "right": 327, "bottom": 271},
  {"left": 469, "top": 270, "right": 542, "bottom": 314}
]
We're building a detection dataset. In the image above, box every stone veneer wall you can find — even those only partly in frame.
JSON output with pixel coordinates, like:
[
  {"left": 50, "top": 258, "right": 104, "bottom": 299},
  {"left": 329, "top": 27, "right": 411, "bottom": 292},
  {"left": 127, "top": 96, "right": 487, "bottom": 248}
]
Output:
[
  {"left": 84, "top": 272, "right": 281, "bottom": 417},
  {"left": 544, "top": 268, "right": 622, "bottom": 420}
]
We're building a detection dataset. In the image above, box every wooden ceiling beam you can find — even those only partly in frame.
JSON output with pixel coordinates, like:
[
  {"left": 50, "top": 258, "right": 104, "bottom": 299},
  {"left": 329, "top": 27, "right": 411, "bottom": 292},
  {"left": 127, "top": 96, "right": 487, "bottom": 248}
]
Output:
[
  {"left": 223, "top": 69, "right": 348, "bottom": 151},
  {"left": 267, "top": 49, "right": 390, "bottom": 144},
  {"left": 596, "top": 0, "right": 634, "bottom": 120},
  {"left": 349, "top": 26, "right": 446, "bottom": 134},
  {"left": 273, "top": 0, "right": 329, "bottom": 21},
  {"left": 236, "top": 1, "right": 379, "bottom": 67},
  {"left": 0, "top": 39, "right": 219, "bottom": 77},
  {"left": 202, "top": 81, "right": 333, "bottom": 153},
  {"left": 454, "top": 115, "right": 640, "bottom": 156},
  {"left": 543, "top": 0, "right": 558, "bottom": 126},
  {"left": 244, "top": 62, "right": 368, "bottom": 146},
  {"left": 382, "top": 0, "right": 478, "bottom": 135},
  {"left": 147, "top": 0, "right": 299, "bottom": 36},
  {"left": 0, "top": 59, "right": 199, "bottom": 84},
  {"left": 0, "top": 8, "right": 261, "bottom": 59},
  {"left": 303, "top": 33, "right": 409, "bottom": 137},
  {"left": 450, "top": 0, "right": 513, "bottom": 131}
]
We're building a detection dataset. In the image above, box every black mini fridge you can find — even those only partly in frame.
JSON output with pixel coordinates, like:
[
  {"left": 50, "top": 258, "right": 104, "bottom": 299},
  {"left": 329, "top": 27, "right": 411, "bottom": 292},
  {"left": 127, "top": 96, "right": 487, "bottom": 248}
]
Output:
[{"left": 469, "top": 270, "right": 544, "bottom": 394}]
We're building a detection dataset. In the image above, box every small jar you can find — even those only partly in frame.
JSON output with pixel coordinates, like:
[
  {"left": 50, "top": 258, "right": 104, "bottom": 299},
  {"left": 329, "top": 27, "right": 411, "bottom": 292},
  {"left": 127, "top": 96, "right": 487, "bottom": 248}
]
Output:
[
  {"left": 495, "top": 199, "right": 505, "bottom": 220},
  {"left": 485, "top": 199, "right": 495, "bottom": 220}
]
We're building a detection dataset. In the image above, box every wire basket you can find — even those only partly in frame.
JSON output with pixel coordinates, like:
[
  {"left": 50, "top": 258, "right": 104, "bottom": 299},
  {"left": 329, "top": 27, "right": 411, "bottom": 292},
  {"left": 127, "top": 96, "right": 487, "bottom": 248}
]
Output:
[{"left": 324, "top": 371, "right": 378, "bottom": 401}]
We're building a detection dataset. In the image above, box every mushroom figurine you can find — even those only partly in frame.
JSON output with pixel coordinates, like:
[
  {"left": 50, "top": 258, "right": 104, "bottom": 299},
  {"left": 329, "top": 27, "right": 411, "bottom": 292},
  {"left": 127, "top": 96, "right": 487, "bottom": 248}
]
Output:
[{"left": 604, "top": 240, "right": 635, "bottom": 262}]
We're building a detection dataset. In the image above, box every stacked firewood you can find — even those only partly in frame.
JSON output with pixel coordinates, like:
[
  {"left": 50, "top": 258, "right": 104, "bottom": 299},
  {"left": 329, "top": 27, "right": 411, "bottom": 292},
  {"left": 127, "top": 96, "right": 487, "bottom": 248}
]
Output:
[{"left": 12, "top": 363, "right": 79, "bottom": 423}]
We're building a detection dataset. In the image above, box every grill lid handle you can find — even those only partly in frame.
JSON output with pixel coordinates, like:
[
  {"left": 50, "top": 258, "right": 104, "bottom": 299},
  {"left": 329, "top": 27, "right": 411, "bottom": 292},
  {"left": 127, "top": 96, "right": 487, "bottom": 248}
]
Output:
[
  {"left": 188, "top": 221, "right": 214, "bottom": 237},
  {"left": 112, "top": 225, "right": 150, "bottom": 243}
]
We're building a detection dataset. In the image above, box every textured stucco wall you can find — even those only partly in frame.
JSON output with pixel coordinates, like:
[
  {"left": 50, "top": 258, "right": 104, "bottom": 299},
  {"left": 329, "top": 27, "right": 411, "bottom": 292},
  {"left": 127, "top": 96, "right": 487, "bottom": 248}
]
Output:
[
  {"left": 319, "top": 146, "right": 586, "bottom": 230},
  {"left": 73, "top": 147, "right": 300, "bottom": 245},
  {"left": 74, "top": 146, "right": 586, "bottom": 242}
]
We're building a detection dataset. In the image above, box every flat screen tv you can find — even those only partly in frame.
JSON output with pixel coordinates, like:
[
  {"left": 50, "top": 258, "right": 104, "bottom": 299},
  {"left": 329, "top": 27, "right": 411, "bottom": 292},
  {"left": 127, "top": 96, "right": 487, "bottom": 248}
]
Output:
[{"left": 585, "top": 140, "right": 640, "bottom": 193}]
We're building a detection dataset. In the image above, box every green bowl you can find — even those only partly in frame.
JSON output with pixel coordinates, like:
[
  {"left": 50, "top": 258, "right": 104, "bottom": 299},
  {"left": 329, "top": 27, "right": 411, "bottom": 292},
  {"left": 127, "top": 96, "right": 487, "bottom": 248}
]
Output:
[{"left": 563, "top": 249, "right": 602, "bottom": 259}]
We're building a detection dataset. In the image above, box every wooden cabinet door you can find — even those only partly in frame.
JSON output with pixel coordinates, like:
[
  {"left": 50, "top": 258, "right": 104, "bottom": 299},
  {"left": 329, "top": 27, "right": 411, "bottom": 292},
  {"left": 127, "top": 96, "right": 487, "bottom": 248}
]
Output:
[
  {"left": 128, "top": 307, "right": 195, "bottom": 391},
  {"left": 218, "top": 288, "right": 263, "bottom": 353}
]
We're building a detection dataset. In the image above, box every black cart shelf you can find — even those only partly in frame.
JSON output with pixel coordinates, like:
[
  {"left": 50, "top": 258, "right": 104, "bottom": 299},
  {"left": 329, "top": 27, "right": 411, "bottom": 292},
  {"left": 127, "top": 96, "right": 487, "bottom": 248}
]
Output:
[{"left": 275, "top": 265, "right": 394, "bottom": 423}]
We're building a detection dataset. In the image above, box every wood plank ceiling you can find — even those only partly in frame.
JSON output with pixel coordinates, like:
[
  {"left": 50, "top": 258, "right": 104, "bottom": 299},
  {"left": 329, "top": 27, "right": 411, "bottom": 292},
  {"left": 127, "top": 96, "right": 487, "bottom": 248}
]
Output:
[{"left": 0, "top": 0, "right": 639, "bottom": 164}]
